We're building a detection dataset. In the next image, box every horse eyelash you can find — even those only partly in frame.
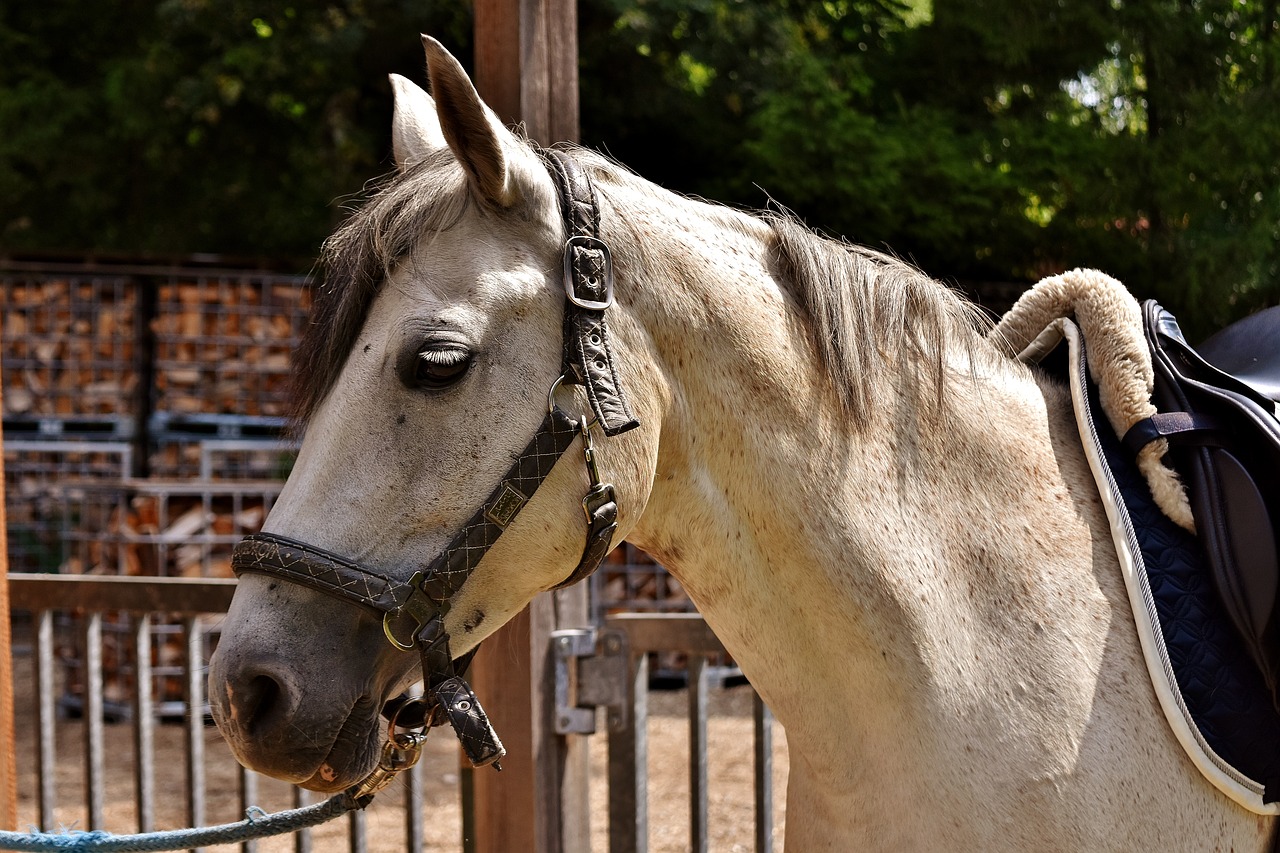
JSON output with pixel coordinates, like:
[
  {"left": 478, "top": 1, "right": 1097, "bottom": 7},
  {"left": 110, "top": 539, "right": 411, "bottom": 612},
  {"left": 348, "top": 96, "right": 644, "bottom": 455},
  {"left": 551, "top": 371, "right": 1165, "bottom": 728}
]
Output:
[{"left": 418, "top": 347, "right": 470, "bottom": 365}]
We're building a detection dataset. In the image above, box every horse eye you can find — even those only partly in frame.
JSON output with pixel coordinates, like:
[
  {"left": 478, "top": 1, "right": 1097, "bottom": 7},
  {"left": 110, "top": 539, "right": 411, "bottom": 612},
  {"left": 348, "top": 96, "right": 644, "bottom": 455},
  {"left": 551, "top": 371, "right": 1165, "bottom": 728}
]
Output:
[{"left": 409, "top": 347, "right": 473, "bottom": 391}]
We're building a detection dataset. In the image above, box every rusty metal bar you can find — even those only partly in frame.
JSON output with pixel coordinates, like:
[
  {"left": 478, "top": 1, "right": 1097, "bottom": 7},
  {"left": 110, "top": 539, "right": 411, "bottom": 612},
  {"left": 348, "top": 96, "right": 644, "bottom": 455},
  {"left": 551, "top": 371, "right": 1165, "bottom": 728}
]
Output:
[
  {"left": 405, "top": 694, "right": 426, "bottom": 853},
  {"left": 240, "top": 767, "right": 259, "bottom": 853},
  {"left": 133, "top": 613, "right": 156, "bottom": 833},
  {"left": 348, "top": 806, "right": 366, "bottom": 853},
  {"left": 688, "top": 655, "right": 708, "bottom": 853},
  {"left": 754, "top": 693, "right": 774, "bottom": 853},
  {"left": 185, "top": 615, "right": 206, "bottom": 850},
  {"left": 293, "top": 786, "right": 313, "bottom": 853}
]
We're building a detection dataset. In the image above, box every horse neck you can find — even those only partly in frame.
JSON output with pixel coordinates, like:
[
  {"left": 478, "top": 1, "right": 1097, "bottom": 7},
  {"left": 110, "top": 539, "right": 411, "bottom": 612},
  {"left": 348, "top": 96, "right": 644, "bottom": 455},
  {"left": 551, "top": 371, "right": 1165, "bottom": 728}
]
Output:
[{"left": 610, "top": 190, "right": 1115, "bottom": 768}]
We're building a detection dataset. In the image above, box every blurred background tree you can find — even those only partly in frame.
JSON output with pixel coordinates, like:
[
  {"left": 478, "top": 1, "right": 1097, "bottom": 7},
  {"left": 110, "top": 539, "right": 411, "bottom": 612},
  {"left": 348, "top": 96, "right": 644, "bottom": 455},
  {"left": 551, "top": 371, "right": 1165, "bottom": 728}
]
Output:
[
  {"left": 0, "top": 1, "right": 470, "bottom": 260},
  {"left": 1, "top": 0, "right": 1276, "bottom": 337}
]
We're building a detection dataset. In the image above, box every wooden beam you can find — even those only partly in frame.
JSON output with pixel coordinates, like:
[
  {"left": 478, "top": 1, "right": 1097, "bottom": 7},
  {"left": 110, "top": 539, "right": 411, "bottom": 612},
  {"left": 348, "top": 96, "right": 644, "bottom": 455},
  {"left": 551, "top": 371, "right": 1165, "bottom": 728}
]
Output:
[
  {"left": 5, "top": 574, "right": 238, "bottom": 615},
  {"left": 475, "top": 0, "right": 580, "bottom": 144},
  {"left": 473, "top": 0, "right": 522, "bottom": 129},
  {"left": 1, "top": 355, "right": 17, "bottom": 830},
  {"left": 468, "top": 2, "right": 589, "bottom": 851},
  {"left": 607, "top": 613, "right": 727, "bottom": 655}
]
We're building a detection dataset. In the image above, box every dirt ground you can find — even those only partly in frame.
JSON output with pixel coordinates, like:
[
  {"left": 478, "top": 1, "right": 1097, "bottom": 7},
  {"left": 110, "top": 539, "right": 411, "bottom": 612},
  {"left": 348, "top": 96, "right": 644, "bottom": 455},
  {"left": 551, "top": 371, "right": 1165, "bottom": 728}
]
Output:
[{"left": 7, "top": 645, "right": 789, "bottom": 852}]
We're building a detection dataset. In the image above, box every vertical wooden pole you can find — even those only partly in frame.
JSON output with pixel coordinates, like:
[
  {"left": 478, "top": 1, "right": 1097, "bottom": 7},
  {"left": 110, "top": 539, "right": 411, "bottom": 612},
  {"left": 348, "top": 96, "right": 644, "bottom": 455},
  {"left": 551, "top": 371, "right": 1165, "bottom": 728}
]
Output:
[
  {"left": 475, "top": 0, "right": 579, "bottom": 146},
  {"left": 467, "top": 2, "right": 590, "bottom": 852},
  {"left": 0, "top": 346, "right": 18, "bottom": 830}
]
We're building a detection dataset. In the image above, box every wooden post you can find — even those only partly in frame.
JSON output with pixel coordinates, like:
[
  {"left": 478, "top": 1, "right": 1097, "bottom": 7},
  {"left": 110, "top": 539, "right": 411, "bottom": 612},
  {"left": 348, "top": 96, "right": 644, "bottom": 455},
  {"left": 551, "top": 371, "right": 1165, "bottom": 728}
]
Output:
[
  {"left": 467, "top": 2, "right": 591, "bottom": 852},
  {"left": 466, "top": 590, "right": 590, "bottom": 853},
  {"left": 1, "top": 348, "right": 17, "bottom": 830},
  {"left": 475, "top": 0, "right": 580, "bottom": 147}
]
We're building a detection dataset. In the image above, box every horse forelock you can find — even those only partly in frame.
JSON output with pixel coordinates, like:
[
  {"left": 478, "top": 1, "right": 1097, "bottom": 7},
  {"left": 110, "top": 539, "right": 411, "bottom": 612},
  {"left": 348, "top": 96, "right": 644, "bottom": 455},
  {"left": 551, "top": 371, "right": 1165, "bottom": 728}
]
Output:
[{"left": 291, "top": 149, "right": 472, "bottom": 425}]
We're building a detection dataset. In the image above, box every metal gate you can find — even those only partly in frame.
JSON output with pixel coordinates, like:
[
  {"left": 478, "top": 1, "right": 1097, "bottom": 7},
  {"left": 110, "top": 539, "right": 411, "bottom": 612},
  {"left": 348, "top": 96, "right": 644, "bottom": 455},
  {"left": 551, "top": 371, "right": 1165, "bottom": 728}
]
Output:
[{"left": 4, "top": 573, "right": 782, "bottom": 851}]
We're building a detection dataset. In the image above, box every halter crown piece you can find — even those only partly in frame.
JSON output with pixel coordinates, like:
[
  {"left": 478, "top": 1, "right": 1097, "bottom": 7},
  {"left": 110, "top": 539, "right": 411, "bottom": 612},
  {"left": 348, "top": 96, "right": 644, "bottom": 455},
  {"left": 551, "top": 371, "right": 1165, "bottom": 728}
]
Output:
[{"left": 231, "top": 149, "right": 638, "bottom": 784}]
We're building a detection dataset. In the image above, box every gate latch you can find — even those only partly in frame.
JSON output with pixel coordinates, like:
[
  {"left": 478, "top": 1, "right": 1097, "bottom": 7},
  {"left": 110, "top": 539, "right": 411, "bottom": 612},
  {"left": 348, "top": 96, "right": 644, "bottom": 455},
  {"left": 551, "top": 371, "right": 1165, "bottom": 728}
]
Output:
[{"left": 550, "top": 627, "right": 629, "bottom": 734}]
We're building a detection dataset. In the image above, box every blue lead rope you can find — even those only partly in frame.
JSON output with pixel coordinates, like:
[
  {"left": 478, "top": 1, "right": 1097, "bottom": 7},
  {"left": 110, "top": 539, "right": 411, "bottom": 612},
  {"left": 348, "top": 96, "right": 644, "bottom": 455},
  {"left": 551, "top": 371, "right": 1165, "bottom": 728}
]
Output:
[{"left": 0, "top": 791, "right": 365, "bottom": 852}]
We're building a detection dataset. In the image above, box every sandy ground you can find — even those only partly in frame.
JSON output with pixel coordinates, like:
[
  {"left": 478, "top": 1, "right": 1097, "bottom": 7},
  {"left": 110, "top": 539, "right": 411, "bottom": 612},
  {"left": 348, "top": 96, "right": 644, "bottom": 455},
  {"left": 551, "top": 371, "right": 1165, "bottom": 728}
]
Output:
[{"left": 7, "top": 643, "right": 788, "bottom": 852}]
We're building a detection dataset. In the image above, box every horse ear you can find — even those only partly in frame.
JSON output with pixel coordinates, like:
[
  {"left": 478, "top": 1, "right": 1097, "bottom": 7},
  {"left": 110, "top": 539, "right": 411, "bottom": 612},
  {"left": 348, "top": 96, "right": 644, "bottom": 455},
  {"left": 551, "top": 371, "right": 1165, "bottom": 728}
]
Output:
[
  {"left": 389, "top": 73, "right": 447, "bottom": 170},
  {"left": 421, "top": 35, "right": 530, "bottom": 208}
]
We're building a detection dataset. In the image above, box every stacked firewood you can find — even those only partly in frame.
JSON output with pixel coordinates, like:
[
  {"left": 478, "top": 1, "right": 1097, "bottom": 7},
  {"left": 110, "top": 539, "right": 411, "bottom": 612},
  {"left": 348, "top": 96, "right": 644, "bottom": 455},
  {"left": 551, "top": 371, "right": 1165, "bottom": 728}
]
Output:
[
  {"left": 598, "top": 544, "right": 694, "bottom": 613},
  {"left": 3, "top": 270, "right": 309, "bottom": 717},
  {"left": 58, "top": 487, "right": 273, "bottom": 713},
  {"left": 1, "top": 277, "right": 137, "bottom": 417},
  {"left": 150, "top": 279, "right": 308, "bottom": 417},
  {"left": 57, "top": 490, "right": 269, "bottom": 579}
]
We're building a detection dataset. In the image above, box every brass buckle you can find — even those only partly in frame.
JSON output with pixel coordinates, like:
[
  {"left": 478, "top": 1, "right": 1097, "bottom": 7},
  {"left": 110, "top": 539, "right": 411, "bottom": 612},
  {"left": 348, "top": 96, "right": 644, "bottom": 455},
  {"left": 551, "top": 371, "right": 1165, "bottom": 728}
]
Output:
[{"left": 382, "top": 571, "right": 433, "bottom": 651}]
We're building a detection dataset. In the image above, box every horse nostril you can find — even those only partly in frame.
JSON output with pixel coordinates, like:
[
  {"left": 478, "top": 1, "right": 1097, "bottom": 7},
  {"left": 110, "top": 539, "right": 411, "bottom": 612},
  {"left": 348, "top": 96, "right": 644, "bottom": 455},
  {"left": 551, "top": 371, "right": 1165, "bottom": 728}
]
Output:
[{"left": 229, "top": 670, "right": 287, "bottom": 735}]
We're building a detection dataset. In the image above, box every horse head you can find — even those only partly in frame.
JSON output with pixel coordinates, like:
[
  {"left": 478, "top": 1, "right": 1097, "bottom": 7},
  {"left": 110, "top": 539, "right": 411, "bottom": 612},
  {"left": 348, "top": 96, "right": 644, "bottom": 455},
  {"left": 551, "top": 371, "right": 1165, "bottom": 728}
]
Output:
[{"left": 207, "top": 37, "right": 659, "bottom": 791}]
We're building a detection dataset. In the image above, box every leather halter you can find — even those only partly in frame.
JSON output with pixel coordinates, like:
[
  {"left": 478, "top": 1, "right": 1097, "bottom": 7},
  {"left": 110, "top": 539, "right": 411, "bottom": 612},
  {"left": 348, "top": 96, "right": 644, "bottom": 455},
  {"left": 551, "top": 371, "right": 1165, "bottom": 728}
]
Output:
[{"left": 231, "top": 149, "right": 639, "bottom": 769}]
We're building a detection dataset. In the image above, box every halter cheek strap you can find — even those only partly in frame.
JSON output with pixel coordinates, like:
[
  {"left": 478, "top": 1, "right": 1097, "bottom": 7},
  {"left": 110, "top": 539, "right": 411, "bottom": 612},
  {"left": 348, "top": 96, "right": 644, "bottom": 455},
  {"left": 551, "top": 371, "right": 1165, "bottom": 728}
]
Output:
[
  {"left": 230, "top": 150, "right": 637, "bottom": 773},
  {"left": 544, "top": 148, "right": 640, "bottom": 437}
]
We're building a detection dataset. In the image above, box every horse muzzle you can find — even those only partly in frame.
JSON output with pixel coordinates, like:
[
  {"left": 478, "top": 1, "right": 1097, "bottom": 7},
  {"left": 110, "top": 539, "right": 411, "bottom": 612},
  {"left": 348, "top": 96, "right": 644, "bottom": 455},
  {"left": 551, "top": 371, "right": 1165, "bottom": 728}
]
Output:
[{"left": 207, "top": 575, "right": 397, "bottom": 790}]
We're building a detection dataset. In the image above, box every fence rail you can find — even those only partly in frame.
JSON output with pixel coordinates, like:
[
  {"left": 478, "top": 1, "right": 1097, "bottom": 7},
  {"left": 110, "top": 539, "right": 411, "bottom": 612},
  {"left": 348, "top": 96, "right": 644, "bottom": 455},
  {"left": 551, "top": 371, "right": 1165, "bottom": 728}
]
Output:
[{"left": 6, "top": 573, "right": 435, "bottom": 852}]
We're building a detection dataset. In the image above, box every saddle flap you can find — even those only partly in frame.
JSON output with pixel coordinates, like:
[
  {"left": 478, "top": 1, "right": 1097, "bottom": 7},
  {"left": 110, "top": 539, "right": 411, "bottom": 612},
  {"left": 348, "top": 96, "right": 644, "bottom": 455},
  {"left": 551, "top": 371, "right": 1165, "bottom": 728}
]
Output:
[
  {"left": 1138, "top": 300, "right": 1280, "bottom": 708},
  {"left": 1205, "top": 447, "right": 1279, "bottom": 641}
]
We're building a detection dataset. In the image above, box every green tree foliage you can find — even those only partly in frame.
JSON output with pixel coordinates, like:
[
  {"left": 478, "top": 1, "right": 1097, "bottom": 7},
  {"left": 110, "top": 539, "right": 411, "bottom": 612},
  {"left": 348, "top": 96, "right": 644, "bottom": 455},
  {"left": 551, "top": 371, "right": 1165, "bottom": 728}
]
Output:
[
  {"left": 578, "top": 0, "right": 1280, "bottom": 335},
  {"left": 0, "top": 1, "right": 469, "bottom": 264},
  {"left": 1, "top": 1, "right": 1275, "bottom": 333}
]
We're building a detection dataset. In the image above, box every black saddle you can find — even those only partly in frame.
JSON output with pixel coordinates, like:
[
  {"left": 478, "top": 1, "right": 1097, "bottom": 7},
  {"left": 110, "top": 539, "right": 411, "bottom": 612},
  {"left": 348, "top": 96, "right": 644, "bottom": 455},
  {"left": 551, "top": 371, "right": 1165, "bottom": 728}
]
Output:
[{"left": 1124, "top": 301, "right": 1280, "bottom": 709}]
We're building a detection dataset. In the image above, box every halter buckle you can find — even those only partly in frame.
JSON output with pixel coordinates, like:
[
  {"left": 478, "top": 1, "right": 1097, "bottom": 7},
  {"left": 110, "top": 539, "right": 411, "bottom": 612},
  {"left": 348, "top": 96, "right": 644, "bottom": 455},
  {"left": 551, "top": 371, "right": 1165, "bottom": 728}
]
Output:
[
  {"left": 563, "top": 236, "right": 614, "bottom": 311},
  {"left": 382, "top": 570, "right": 438, "bottom": 651}
]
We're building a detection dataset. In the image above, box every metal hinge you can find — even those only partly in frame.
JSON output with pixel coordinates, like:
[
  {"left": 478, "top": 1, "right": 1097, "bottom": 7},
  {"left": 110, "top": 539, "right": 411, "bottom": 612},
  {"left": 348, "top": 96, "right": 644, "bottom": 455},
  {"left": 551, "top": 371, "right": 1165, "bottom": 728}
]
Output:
[{"left": 550, "top": 627, "right": 629, "bottom": 735}]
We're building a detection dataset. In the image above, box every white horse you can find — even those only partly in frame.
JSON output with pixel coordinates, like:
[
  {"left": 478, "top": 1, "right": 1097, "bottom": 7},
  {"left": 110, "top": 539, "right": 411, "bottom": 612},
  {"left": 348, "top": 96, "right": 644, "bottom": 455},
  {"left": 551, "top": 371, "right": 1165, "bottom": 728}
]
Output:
[{"left": 208, "top": 37, "right": 1275, "bottom": 850}]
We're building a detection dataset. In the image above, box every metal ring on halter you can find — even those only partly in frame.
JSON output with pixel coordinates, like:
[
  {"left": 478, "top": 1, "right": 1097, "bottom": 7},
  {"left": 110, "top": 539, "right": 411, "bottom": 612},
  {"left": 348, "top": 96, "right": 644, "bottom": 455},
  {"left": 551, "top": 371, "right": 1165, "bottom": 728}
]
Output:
[
  {"left": 547, "top": 374, "right": 600, "bottom": 431},
  {"left": 383, "top": 611, "right": 417, "bottom": 652},
  {"left": 386, "top": 695, "right": 431, "bottom": 734},
  {"left": 382, "top": 569, "right": 430, "bottom": 652},
  {"left": 547, "top": 374, "right": 570, "bottom": 416}
]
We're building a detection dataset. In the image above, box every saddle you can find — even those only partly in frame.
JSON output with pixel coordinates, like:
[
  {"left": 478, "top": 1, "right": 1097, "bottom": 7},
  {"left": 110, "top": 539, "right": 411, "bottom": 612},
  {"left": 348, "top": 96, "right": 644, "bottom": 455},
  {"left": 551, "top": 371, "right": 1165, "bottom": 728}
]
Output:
[{"left": 1123, "top": 301, "right": 1280, "bottom": 710}]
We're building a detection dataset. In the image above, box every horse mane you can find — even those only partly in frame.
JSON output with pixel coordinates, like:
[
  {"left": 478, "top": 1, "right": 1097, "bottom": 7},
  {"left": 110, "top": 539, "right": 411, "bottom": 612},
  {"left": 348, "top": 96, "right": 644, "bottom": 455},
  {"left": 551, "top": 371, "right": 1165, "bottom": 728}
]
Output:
[
  {"left": 764, "top": 212, "right": 997, "bottom": 428},
  {"left": 572, "top": 147, "right": 997, "bottom": 429},
  {"left": 293, "top": 141, "right": 996, "bottom": 430}
]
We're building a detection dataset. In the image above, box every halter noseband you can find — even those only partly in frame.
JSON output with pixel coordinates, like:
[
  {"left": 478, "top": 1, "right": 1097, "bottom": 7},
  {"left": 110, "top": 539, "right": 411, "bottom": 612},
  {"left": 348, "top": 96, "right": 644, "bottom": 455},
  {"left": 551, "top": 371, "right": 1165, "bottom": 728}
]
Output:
[{"left": 230, "top": 149, "right": 639, "bottom": 774}]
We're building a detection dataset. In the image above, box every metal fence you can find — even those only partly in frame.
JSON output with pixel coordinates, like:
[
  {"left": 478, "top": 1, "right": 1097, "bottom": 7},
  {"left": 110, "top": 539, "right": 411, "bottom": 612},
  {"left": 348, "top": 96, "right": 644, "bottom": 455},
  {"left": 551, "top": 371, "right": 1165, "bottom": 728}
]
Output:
[
  {"left": 599, "top": 613, "right": 778, "bottom": 853},
  {"left": 5, "top": 577, "right": 781, "bottom": 852}
]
